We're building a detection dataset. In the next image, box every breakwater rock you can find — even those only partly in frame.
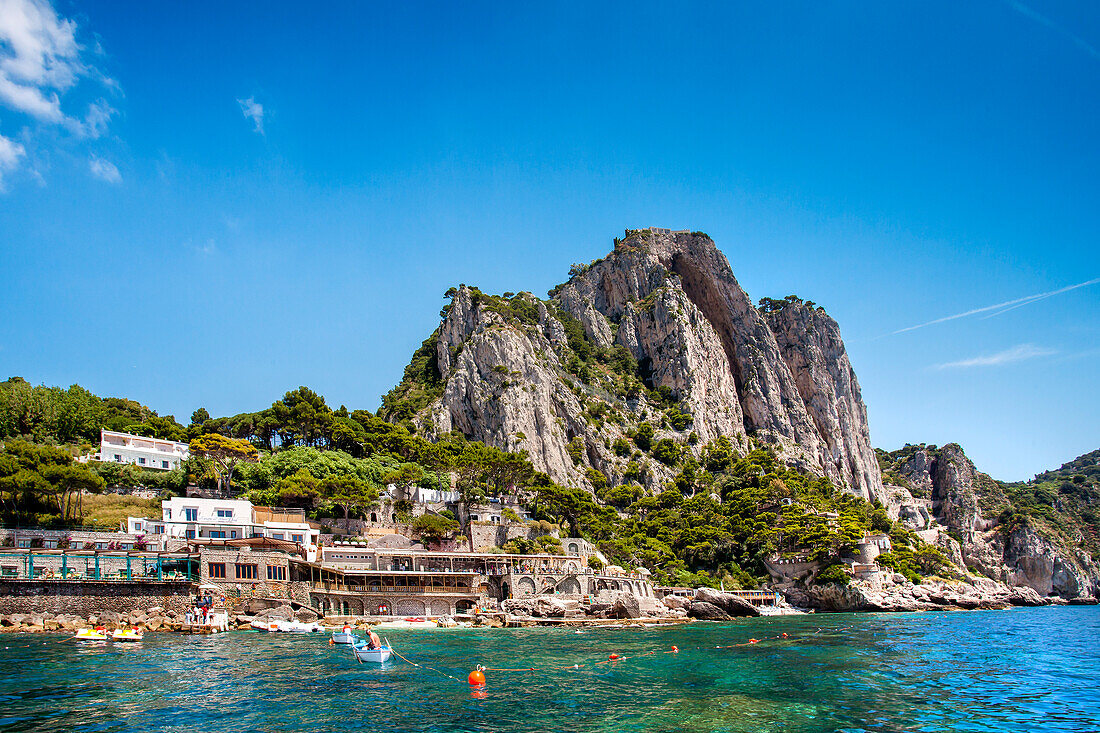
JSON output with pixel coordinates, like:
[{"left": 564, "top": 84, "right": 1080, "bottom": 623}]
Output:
[
  {"left": 785, "top": 575, "right": 1049, "bottom": 613},
  {"left": 0, "top": 602, "right": 322, "bottom": 633}
]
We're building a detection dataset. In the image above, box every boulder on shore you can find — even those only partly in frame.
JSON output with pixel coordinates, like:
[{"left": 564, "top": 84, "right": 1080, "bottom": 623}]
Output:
[
  {"left": 611, "top": 594, "right": 641, "bottom": 619},
  {"left": 97, "top": 611, "right": 122, "bottom": 628},
  {"left": 687, "top": 601, "right": 732, "bottom": 621},
  {"left": 693, "top": 587, "right": 763, "bottom": 617}
]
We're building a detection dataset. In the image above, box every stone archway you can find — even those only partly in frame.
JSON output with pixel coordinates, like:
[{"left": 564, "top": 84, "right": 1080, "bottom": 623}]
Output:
[
  {"left": 516, "top": 576, "right": 536, "bottom": 597},
  {"left": 429, "top": 599, "right": 451, "bottom": 615},
  {"left": 455, "top": 599, "right": 476, "bottom": 613},
  {"left": 558, "top": 577, "right": 581, "bottom": 594}
]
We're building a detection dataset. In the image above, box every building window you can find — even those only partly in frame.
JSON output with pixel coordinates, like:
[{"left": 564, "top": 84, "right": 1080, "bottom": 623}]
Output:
[
  {"left": 230, "top": 531, "right": 237, "bottom": 539},
  {"left": 267, "top": 566, "right": 287, "bottom": 581},
  {"left": 184, "top": 508, "right": 198, "bottom": 522},
  {"left": 216, "top": 509, "right": 233, "bottom": 519},
  {"left": 235, "top": 564, "right": 257, "bottom": 580},
  {"left": 210, "top": 531, "right": 226, "bottom": 539},
  {"left": 154, "top": 526, "right": 164, "bottom": 534},
  {"left": 137, "top": 457, "right": 146, "bottom": 465},
  {"left": 186, "top": 530, "right": 195, "bottom": 539},
  {"left": 209, "top": 563, "right": 226, "bottom": 579},
  {"left": 291, "top": 534, "right": 303, "bottom": 543},
  {"left": 162, "top": 460, "right": 169, "bottom": 469},
  {"left": 270, "top": 533, "right": 284, "bottom": 540},
  {"left": 113, "top": 454, "right": 122, "bottom": 462}
]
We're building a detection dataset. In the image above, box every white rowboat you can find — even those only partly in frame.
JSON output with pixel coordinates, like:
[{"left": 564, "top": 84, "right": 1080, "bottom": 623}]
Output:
[{"left": 351, "top": 643, "right": 392, "bottom": 663}]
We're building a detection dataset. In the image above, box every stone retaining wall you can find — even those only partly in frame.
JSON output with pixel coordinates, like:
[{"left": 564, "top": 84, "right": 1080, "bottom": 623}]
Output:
[{"left": 0, "top": 580, "right": 192, "bottom": 616}]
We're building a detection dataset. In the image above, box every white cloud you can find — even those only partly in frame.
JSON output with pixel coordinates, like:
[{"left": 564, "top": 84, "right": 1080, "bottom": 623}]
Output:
[
  {"left": 0, "top": 0, "right": 86, "bottom": 119},
  {"left": 0, "top": 131, "right": 25, "bottom": 185},
  {"left": 237, "top": 96, "right": 264, "bottom": 134},
  {"left": 934, "top": 344, "right": 1057, "bottom": 370},
  {"left": 0, "top": 0, "right": 118, "bottom": 192},
  {"left": 88, "top": 153, "right": 119, "bottom": 183},
  {"left": 891, "top": 277, "right": 1100, "bottom": 336}
]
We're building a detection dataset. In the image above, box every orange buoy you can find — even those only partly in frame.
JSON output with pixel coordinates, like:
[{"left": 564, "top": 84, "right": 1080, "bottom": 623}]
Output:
[
  {"left": 608, "top": 653, "right": 621, "bottom": 661},
  {"left": 781, "top": 633, "right": 788, "bottom": 638},
  {"left": 671, "top": 646, "right": 679, "bottom": 653},
  {"left": 468, "top": 669, "right": 486, "bottom": 686},
  {"left": 329, "top": 638, "right": 335, "bottom": 646},
  {"left": 749, "top": 638, "right": 759, "bottom": 644}
]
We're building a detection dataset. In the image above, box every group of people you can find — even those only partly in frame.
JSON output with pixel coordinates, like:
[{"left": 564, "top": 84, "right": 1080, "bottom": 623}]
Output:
[
  {"left": 185, "top": 604, "right": 210, "bottom": 625},
  {"left": 185, "top": 594, "right": 218, "bottom": 625}
]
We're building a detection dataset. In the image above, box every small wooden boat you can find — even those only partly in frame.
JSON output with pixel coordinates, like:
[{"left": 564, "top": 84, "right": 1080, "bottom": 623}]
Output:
[
  {"left": 331, "top": 627, "right": 357, "bottom": 644},
  {"left": 351, "top": 641, "right": 392, "bottom": 663},
  {"left": 251, "top": 619, "right": 324, "bottom": 633},
  {"left": 112, "top": 628, "right": 144, "bottom": 641},
  {"left": 75, "top": 627, "right": 108, "bottom": 640}
]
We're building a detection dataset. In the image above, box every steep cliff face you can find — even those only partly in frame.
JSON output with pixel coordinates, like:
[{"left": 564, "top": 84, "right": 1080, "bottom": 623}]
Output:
[
  {"left": 401, "top": 229, "right": 884, "bottom": 500},
  {"left": 553, "top": 231, "right": 882, "bottom": 499},
  {"left": 763, "top": 301, "right": 881, "bottom": 500},
  {"left": 424, "top": 289, "right": 594, "bottom": 487},
  {"left": 880, "top": 444, "right": 1100, "bottom": 599}
]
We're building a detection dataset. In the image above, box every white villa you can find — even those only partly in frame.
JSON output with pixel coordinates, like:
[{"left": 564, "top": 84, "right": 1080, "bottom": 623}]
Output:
[
  {"left": 127, "top": 497, "right": 320, "bottom": 561},
  {"left": 92, "top": 429, "right": 190, "bottom": 470}
]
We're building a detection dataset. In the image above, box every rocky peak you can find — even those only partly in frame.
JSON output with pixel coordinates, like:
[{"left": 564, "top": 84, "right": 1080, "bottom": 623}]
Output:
[
  {"left": 400, "top": 229, "right": 884, "bottom": 500},
  {"left": 553, "top": 230, "right": 883, "bottom": 499}
]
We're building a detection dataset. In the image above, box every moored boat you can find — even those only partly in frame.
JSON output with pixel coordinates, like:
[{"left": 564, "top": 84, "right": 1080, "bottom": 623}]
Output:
[
  {"left": 75, "top": 627, "right": 108, "bottom": 640},
  {"left": 251, "top": 618, "right": 324, "bottom": 633},
  {"left": 112, "top": 628, "right": 144, "bottom": 641},
  {"left": 331, "top": 625, "right": 357, "bottom": 644},
  {"left": 351, "top": 642, "right": 392, "bottom": 663}
]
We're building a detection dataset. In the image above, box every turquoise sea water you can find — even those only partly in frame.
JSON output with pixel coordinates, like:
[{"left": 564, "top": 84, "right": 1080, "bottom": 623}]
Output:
[{"left": 1, "top": 607, "right": 1098, "bottom": 732}]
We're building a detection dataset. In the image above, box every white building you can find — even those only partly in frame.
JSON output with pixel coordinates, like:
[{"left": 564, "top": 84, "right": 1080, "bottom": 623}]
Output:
[
  {"left": 95, "top": 429, "right": 190, "bottom": 470},
  {"left": 127, "top": 497, "right": 320, "bottom": 561},
  {"left": 387, "top": 483, "right": 460, "bottom": 504}
]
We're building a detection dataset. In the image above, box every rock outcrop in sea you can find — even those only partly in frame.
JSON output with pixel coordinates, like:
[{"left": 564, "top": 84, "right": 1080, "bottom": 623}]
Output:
[{"left": 882, "top": 444, "right": 1100, "bottom": 600}]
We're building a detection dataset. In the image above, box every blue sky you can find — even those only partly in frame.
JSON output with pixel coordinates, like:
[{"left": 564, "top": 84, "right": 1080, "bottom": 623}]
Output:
[{"left": 1, "top": 1, "right": 1097, "bottom": 481}]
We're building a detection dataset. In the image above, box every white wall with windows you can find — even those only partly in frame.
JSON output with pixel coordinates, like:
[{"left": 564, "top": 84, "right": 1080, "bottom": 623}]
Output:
[
  {"left": 127, "top": 497, "right": 319, "bottom": 561},
  {"left": 94, "top": 429, "right": 190, "bottom": 470}
]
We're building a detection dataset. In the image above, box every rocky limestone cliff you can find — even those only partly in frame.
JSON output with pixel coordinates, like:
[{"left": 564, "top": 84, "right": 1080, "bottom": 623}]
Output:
[
  {"left": 881, "top": 444, "right": 1100, "bottom": 599},
  {"left": 403, "top": 229, "right": 884, "bottom": 499},
  {"left": 425, "top": 291, "right": 592, "bottom": 486},
  {"left": 763, "top": 300, "right": 881, "bottom": 500}
]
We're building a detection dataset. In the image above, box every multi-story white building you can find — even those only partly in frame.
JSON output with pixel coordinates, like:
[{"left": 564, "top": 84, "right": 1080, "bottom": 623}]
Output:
[
  {"left": 94, "top": 429, "right": 190, "bottom": 470},
  {"left": 127, "top": 497, "right": 320, "bottom": 561}
]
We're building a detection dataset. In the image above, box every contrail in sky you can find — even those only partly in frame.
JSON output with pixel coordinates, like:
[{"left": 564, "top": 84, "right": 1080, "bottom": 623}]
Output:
[
  {"left": 891, "top": 277, "right": 1100, "bottom": 336},
  {"left": 1004, "top": 1, "right": 1100, "bottom": 62}
]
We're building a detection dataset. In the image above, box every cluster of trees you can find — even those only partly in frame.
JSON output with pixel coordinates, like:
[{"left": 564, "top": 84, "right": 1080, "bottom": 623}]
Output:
[
  {"left": 0, "top": 377, "right": 183, "bottom": 445},
  {"left": 4, "top": 372, "right": 963, "bottom": 589},
  {"left": 0, "top": 441, "right": 106, "bottom": 526},
  {"left": 521, "top": 446, "right": 943, "bottom": 589}
]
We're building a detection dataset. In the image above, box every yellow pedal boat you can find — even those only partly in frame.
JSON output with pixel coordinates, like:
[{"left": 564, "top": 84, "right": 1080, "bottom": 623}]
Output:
[
  {"left": 112, "top": 628, "right": 144, "bottom": 641},
  {"left": 75, "top": 628, "right": 108, "bottom": 640}
]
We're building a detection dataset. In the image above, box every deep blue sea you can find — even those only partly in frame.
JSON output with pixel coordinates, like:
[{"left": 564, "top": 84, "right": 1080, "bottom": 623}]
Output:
[{"left": 1, "top": 607, "right": 1098, "bottom": 732}]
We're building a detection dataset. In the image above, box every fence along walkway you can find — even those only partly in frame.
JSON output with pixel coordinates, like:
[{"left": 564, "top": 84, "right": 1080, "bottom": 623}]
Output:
[{"left": 0, "top": 550, "right": 196, "bottom": 582}]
